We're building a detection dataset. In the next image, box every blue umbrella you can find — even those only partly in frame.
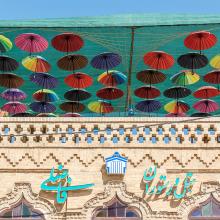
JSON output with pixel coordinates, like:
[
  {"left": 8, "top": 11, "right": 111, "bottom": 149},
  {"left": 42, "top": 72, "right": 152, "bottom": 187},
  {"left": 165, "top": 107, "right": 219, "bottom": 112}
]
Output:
[
  {"left": 135, "top": 100, "right": 162, "bottom": 113},
  {"left": 29, "top": 102, "right": 56, "bottom": 113}
]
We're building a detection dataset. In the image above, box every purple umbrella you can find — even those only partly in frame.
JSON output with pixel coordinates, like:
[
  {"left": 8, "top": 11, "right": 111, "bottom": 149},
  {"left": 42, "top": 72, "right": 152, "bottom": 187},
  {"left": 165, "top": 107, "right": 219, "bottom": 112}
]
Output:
[
  {"left": 135, "top": 100, "right": 162, "bottom": 113},
  {"left": 91, "top": 52, "right": 122, "bottom": 72},
  {"left": 29, "top": 102, "right": 56, "bottom": 113},
  {"left": 1, "top": 88, "right": 26, "bottom": 101},
  {"left": 30, "top": 72, "right": 58, "bottom": 89}
]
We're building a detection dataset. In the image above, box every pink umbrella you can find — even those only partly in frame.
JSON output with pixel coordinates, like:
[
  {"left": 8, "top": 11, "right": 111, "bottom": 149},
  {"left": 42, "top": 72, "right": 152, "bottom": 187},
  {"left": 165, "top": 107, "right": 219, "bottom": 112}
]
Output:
[
  {"left": 15, "top": 33, "right": 48, "bottom": 53},
  {"left": 193, "top": 99, "right": 219, "bottom": 113},
  {"left": 2, "top": 102, "right": 27, "bottom": 115}
]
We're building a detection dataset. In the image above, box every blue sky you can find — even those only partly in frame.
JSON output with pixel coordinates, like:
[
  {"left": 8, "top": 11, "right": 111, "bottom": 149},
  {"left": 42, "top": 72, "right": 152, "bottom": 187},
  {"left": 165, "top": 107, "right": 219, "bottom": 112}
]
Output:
[{"left": 1, "top": 0, "right": 220, "bottom": 20}]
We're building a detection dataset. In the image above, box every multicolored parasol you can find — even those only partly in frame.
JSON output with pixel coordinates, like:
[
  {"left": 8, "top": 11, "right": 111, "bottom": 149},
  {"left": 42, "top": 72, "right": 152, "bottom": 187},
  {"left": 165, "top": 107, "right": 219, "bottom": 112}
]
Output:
[
  {"left": 164, "top": 86, "right": 191, "bottom": 99},
  {"left": 193, "top": 99, "right": 219, "bottom": 113},
  {"left": 30, "top": 72, "right": 58, "bottom": 89},
  {"left": 210, "top": 55, "right": 220, "bottom": 69},
  {"left": 96, "top": 87, "right": 124, "bottom": 100},
  {"left": 88, "top": 100, "right": 114, "bottom": 114},
  {"left": 134, "top": 86, "right": 160, "bottom": 99},
  {"left": 1, "top": 88, "right": 26, "bottom": 101},
  {"left": 143, "top": 51, "right": 174, "bottom": 70},
  {"left": 0, "top": 73, "right": 24, "bottom": 88},
  {"left": 33, "top": 89, "right": 59, "bottom": 102},
  {"left": 60, "top": 101, "right": 85, "bottom": 113},
  {"left": 15, "top": 33, "right": 48, "bottom": 53},
  {"left": 135, "top": 100, "right": 162, "bottom": 113},
  {"left": 64, "top": 72, "right": 93, "bottom": 89},
  {"left": 0, "top": 55, "right": 19, "bottom": 72},
  {"left": 29, "top": 102, "right": 56, "bottom": 113},
  {"left": 193, "top": 86, "right": 219, "bottom": 99},
  {"left": 51, "top": 33, "right": 84, "bottom": 52},
  {"left": 22, "top": 55, "right": 51, "bottom": 73},
  {"left": 164, "top": 100, "right": 190, "bottom": 114},
  {"left": 64, "top": 89, "right": 91, "bottom": 101},
  {"left": 57, "top": 54, "right": 88, "bottom": 71},
  {"left": 0, "top": 35, "right": 13, "bottom": 52},
  {"left": 171, "top": 70, "right": 200, "bottom": 86},
  {"left": 98, "top": 70, "right": 127, "bottom": 86},
  {"left": 2, "top": 102, "right": 27, "bottom": 115}
]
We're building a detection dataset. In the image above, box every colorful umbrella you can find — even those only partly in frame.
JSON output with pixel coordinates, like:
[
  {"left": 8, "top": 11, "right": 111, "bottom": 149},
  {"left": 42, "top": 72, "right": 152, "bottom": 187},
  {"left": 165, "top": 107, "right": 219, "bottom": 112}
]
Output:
[
  {"left": 0, "top": 55, "right": 19, "bottom": 72},
  {"left": 51, "top": 33, "right": 84, "bottom": 52},
  {"left": 0, "top": 35, "right": 12, "bottom": 52},
  {"left": 164, "top": 86, "right": 191, "bottom": 99},
  {"left": 0, "top": 73, "right": 24, "bottom": 88},
  {"left": 64, "top": 89, "right": 91, "bottom": 101},
  {"left": 1, "top": 88, "right": 26, "bottom": 101},
  {"left": 33, "top": 89, "right": 59, "bottom": 102},
  {"left": 191, "top": 112, "right": 211, "bottom": 117},
  {"left": 2, "top": 102, "right": 27, "bottom": 115},
  {"left": 177, "top": 52, "right": 208, "bottom": 70},
  {"left": 134, "top": 86, "right": 160, "bottom": 99},
  {"left": 164, "top": 100, "right": 190, "bottom": 114},
  {"left": 30, "top": 72, "right": 58, "bottom": 89},
  {"left": 193, "top": 86, "right": 219, "bottom": 99},
  {"left": 91, "top": 52, "right": 122, "bottom": 71},
  {"left": 57, "top": 54, "right": 88, "bottom": 71},
  {"left": 136, "top": 69, "right": 166, "bottom": 84},
  {"left": 61, "top": 112, "right": 81, "bottom": 117},
  {"left": 88, "top": 100, "right": 114, "bottom": 114},
  {"left": 12, "top": 112, "right": 35, "bottom": 117},
  {"left": 96, "top": 87, "right": 124, "bottom": 100},
  {"left": 210, "top": 55, "right": 220, "bottom": 69},
  {"left": 193, "top": 99, "right": 219, "bottom": 113},
  {"left": 184, "top": 31, "right": 217, "bottom": 51},
  {"left": 135, "top": 100, "right": 162, "bottom": 113},
  {"left": 98, "top": 70, "right": 127, "bottom": 86},
  {"left": 29, "top": 102, "right": 56, "bottom": 113},
  {"left": 143, "top": 51, "right": 174, "bottom": 70},
  {"left": 64, "top": 72, "right": 93, "bottom": 89},
  {"left": 171, "top": 70, "right": 200, "bottom": 86},
  {"left": 166, "top": 113, "right": 186, "bottom": 117},
  {"left": 15, "top": 33, "right": 48, "bottom": 53},
  {"left": 22, "top": 55, "right": 51, "bottom": 73},
  {"left": 60, "top": 101, "right": 85, "bottom": 113},
  {"left": 204, "top": 70, "right": 220, "bottom": 85}
]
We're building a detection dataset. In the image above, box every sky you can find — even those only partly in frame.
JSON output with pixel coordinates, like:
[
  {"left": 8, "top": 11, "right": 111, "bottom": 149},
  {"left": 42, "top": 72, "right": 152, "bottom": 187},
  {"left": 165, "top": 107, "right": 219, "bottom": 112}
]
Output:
[{"left": 0, "top": 0, "right": 220, "bottom": 20}]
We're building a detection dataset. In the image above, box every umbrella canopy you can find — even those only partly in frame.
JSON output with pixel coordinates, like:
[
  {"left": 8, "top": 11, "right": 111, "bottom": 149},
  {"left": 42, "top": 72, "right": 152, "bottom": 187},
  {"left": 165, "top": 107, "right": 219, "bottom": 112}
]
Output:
[
  {"left": 136, "top": 69, "right": 166, "bottom": 84},
  {"left": 166, "top": 112, "right": 186, "bottom": 117},
  {"left": 57, "top": 54, "right": 88, "bottom": 71},
  {"left": 143, "top": 51, "right": 174, "bottom": 70},
  {"left": 64, "top": 89, "right": 91, "bottom": 101},
  {"left": 91, "top": 52, "right": 122, "bottom": 70},
  {"left": 0, "top": 55, "right": 19, "bottom": 72},
  {"left": 135, "top": 100, "right": 162, "bottom": 113},
  {"left": 0, "top": 35, "right": 12, "bottom": 52},
  {"left": 164, "top": 100, "right": 190, "bottom": 114},
  {"left": 60, "top": 101, "right": 85, "bottom": 113},
  {"left": 2, "top": 102, "right": 27, "bottom": 115},
  {"left": 33, "top": 89, "right": 59, "bottom": 102},
  {"left": 51, "top": 33, "right": 84, "bottom": 52},
  {"left": 163, "top": 86, "right": 191, "bottom": 99},
  {"left": 134, "top": 86, "right": 160, "bottom": 99},
  {"left": 64, "top": 72, "right": 93, "bottom": 89},
  {"left": 96, "top": 87, "right": 124, "bottom": 100},
  {"left": 22, "top": 55, "right": 51, "bottom": 73},
  {"left": 193, "top": 99, "right": 219, "bottom": 113},
  {"left": 193, "top": 86, "right": 219, "bottom": 99},
  {"left": 88, "top": 100, "right": 114, "bottom": 114},
  {"left": 210, "top": 55, "right": 220, "bottom": 69},
  {"left": 171, "top": 70, "right": 200, "bottom": 86},
  {"left": 15, "top": 33, "right": 48, "bottom": 53},
  {"left": 191, "top": 112, "right": 211, "bottom": 117},
  {"left": 204, "top": 70, "right": 220, "bottom": 85},
  {"left": 30, "top": 102, "right": 56, "bottom": 113},
  {"left": 1, "top": 88, "right": 26, "bottom": 101},
  {"left": 177, "top": 52, "right": 208, "bottom": 69},
  {"left": 12, "top": 112, "right": 35, "bottom": 117},
  {"left": 30, "top": 72, "right": 58, "bottom": 89},
  {"left": 98, "top": 70, "right": 127, "bottom": 86},
  {"left": 61, "top": 112, "right": 81, "bottom": 117},
  {"left": 0, "top": 73, "right": 24, "bottom": 88},
  {"left": 184, "top": 31, "right": 217, "bottom": 51}
]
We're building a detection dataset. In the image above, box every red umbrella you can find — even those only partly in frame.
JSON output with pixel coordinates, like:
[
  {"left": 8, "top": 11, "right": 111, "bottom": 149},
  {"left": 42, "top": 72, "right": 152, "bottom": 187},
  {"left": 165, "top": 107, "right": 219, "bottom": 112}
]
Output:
[
  {"left": 184, "top": 31, "right": 217, "bottom": 51},
  {"left": 51, "top": 33, "right": 84, "bottom": 52},
  {"left": 96, "top": 87, "right": 124, "bottom": 100},
  {"left": 134, "top": 86, "right": 160, "bottom": 99},
  {"left": 143, "top": 51, "right": 174, "bottom": 70},
  {"left": 193, "top": 86, "right": 219, "bottom": 99},
  {"left": 204, "top": 70, "right": 220, "bottom": 90},
  {"left": 64, "top": 72, "right": 93, "bottom": 88},
  {"left": 2, "top": 102, "right": 27, "bottom": 115},
  {"left": 15, "top": 33, "right": 48, "bottom": 53},
  {"left": 193, "top": 99, "right": 219, "bottom": 113}
]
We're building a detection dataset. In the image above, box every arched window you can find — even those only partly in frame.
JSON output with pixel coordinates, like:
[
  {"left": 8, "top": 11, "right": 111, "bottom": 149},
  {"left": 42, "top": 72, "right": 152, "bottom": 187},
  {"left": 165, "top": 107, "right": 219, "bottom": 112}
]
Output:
[
  {"left": 0, "top": 199, "right": 44, "bottom": 220},
  {"left": 92, "top": 197, "right": 141, "bottom": 220},
  {"left": 189, "top": 195, "right": 220, "bottom": 219}
]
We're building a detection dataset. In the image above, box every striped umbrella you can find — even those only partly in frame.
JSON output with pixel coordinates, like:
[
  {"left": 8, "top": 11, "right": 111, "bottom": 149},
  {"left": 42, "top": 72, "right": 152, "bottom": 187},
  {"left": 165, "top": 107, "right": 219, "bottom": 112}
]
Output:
[
  {"left": 22, "top": 55, "right": 51, "bottom": 73},
  {"left": 164, "top": 100, "right": 190, "bottom": 114},
  {"left": 134, "top": 86, "right": 160, "bottom": 99},
  {"left": 0, "top": 56, "right": 19, "bottom": 72},
  {"left": 0, "top": 35, "right": 12, "bottom": 52},
  {"left": 2, "top": 102, "right": 27, "bottom": 115},
  {"left": 135, "top": 100, "right": 162, "bottom": 113},
  {"left": 88, "top": 100, "right": 114, "bottom": 114},
  {"left": 193, "top": 86, "right": 219, "bottom": 99},
  {"left": 1, "top": 88, "right": 26, "bottom": 101},
  {"left": 15, "top": 33, "right": 48, "bottom": 53},
  {"left": 210, "top": 55, "right": 220, "bottom": 69},
  {"left": 60, "top": 101, "right": 85, "bottom": 113},
  {"left": 30, "top": 73, "right": 58, "bottom": 89},
  {"left": 164, "top": 86, "right": 191, "bottom": 99},
  {"left": 96, "top": 87, "right": 124, "bottom": 100},
  {"left": 33, "top": 89, "right": 59, "bottom": 102},
  {"left": 30, "top": 102, "right": 56, "bottom": 113},
  {"left": 193, "top": 99, "right": 219, "bottom": 113},
  {"left": 0, "top": 73, "right": 24, "bottom": 88},
  {"left": 64, "top": 89, "right": 91, "bottom": 101}
]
